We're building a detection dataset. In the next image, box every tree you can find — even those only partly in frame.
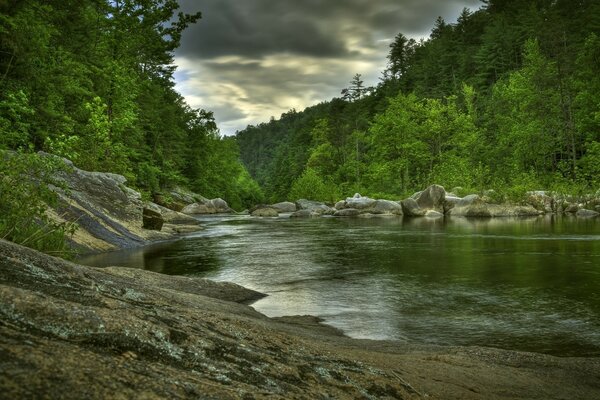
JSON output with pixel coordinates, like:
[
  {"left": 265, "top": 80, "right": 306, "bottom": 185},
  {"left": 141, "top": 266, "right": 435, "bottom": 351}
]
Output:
[
  {"left": 341, "top": 74, "right": 372, "bottom": 102},
  {"left": 387, "top": 33, "right": 416, "bottom": 79}
]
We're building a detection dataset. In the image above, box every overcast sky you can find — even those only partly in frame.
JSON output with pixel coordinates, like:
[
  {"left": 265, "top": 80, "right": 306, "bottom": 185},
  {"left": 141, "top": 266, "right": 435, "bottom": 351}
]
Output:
[{"left": 174, "top": 0, "right": 481, "bottom": 136}]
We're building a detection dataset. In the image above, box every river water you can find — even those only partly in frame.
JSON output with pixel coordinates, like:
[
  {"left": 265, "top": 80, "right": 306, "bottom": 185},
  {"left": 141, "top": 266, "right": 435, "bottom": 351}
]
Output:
[{"left": 79, "top": 214, "right": 600, "bottom": 356}]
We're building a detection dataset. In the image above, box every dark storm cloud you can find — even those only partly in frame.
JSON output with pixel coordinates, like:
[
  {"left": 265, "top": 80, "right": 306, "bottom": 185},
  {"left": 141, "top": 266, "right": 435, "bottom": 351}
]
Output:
[
  {"left": 177, "top": 0, "right": 480, "bottom": 58},
  {"left": 174, "top": 0, "right": 482, "bottom": 135}
]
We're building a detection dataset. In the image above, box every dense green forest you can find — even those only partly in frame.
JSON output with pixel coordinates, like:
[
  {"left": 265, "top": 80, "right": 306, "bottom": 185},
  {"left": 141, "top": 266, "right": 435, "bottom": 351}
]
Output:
[
  {"left": 236, "top": 0, "right": 600, "bottom": 203},
  {"left": 0, "top": 0, "right": 263, "bottom": 211}
]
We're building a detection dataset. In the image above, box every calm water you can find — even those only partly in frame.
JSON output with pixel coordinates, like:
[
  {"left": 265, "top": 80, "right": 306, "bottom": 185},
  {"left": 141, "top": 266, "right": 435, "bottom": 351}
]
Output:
[{"left": 79, "top": 215, "right": 600, "bottom": 356}]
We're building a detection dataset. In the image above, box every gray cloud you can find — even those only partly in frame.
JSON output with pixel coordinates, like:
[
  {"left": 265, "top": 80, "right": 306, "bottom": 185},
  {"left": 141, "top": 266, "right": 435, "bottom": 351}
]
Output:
[{"left": 174, "top": 0, "right": 481, "bottom": 135}]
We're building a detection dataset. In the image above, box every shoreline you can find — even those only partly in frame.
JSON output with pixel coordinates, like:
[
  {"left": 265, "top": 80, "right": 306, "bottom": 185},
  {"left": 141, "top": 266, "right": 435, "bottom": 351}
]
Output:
[{"left": 1, "top": 239, "right": 599, "bottom": 399}]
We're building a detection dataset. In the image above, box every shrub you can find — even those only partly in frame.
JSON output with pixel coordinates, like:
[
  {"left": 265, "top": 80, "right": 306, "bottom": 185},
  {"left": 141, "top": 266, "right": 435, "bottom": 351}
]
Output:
[{"left": 0, "top": 151, "right": 76, "bottom": 257}]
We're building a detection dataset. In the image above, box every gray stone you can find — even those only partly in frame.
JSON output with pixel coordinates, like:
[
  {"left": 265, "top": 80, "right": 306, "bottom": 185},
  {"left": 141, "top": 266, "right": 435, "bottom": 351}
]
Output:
[
  {"left": 270, "top": 202, "right": 297, "bottom": 213},
  {"left": 369, "top": 200, "right": 403, "bottom": 215},
  {"left": 401, "top": 198, "right": 426, "bottom": 217},
  {"left": 251, "top": 207, "right": 279, "bottom": 217},
  {"left": 415, "top": 184, "right": 446, "bottom": 213},
  {"left": 345, "top": 195, "right": 377, "bottom": 210},
  {"left": 290, "top": 209, "right": 320, "bottom": 218},
  {"left": 142, "top": 207, "right": 164, "bottom": 231},
  {"left": 334, "top": 200, "right": 346, "bottom": 210},
  {"left": 182, "top": 198, "right": 233, "bottom": 215},
  {"left": 295, "top": 199, "right": 334, "bottom": 215},
  {"left": 334, "top": 208, "right": 360, "bottom": 217},
  {"left": 182, "top": 202, "right": 217, "bottom": 215}
]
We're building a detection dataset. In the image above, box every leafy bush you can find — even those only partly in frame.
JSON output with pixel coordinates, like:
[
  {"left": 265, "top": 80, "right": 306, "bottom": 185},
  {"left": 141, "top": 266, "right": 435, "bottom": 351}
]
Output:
[
  {"left": 0, "top": 151, "right": 76, "bottom": 257},
  {"left": 289, "top": 168, "right": 340, "bottom": 203}
]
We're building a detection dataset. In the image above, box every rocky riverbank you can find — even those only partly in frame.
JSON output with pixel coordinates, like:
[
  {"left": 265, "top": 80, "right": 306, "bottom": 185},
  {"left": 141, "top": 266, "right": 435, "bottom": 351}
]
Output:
[
  {"left": 1, "top": 239, "right": 599, "bottom": 399},
  {"left": 248, "top": 184, "right": 600, "bottom": 220}
]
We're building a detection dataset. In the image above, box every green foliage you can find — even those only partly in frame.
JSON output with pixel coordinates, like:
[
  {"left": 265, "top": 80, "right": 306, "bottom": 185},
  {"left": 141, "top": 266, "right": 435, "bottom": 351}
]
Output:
[
  {"left": 0, "top": 90, "right": 34, "bottom": 150},
  {"left": 0, "top": 152, "right": 76, "bottom": 257},
  {"left": 237, "top": 2, "right": 600, "bottom": 200},
  {"left": 289, "top": 168, "right": 339, "bottom": 203}
]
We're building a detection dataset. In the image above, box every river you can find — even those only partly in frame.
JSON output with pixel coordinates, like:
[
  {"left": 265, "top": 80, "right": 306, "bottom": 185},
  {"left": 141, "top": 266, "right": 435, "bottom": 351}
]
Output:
[{"left": 79, "top": 214, "right": 600, "bottom": 356}]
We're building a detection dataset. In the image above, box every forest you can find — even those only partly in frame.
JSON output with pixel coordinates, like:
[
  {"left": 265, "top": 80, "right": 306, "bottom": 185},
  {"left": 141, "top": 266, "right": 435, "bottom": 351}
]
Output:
[
  {"left": 1, "top": 0, "right": 600, "bottom": 252},
  {"left": 236, "top": 0, "right": 600, "bottom": 203},
  {"left": 0, "top": 0, "right": 263, "bottom": 208}
]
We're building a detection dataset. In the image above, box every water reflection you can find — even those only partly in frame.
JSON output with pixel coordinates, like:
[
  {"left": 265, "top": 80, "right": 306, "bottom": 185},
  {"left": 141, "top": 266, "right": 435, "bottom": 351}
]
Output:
[{"left": 78, "top": 215, "right": 600, "bottom": 356}]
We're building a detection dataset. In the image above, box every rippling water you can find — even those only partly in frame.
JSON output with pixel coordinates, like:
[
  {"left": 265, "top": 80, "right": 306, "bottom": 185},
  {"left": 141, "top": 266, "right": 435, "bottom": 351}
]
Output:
[{"left": 79, "top": 215, "right": 600, "bottom": 356}]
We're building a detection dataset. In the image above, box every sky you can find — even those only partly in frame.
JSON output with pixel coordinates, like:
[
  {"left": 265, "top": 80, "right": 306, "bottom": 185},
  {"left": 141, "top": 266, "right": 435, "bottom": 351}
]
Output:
[{"left": 174, "top": 0, "right": 482, "bottom": 136}]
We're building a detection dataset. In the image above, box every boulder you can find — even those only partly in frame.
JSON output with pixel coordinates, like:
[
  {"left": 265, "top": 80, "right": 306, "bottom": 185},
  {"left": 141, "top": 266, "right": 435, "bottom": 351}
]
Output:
[
  {"left": 415, "top": 184, "right": 446, "bottom": 213},
  {"left": 182, "top": 198, "right": 233, "bottom": 215},
  {"left": 526, "top": 191, "right": 554, "bottom": 213},
  {"left": 334, "top": 200, "right": 346, "bottom": 210},
  {"left": 344, "top": 194, "right": 377, "bottom": 210},
  {"left": 576, "top": 209, "right": 599, "bottom": 218},
  {"left": 251, "top": 207, "right": 279, "bottom": 217},
  {"left": 42, "top": 153, "right": 172, "bottom": 252},
  {"left": 154, "top": 187, "right": 208, "bottom": 212},
  {"left": 369, "top": 200, "right": 403, "bottom": 215},
  {"left": 270, "top": 202, "right": 297, "bottom": 213},
  {"left": 334, "top": 208, "right": 360, "bottom": 217},
  {"left": 182, "top": 202, "right": 216, "bottom": 215},
  {"left": 400, "top": 198, "right": 426, "bottom": 217},
  {"left": 142, "top": 207, "right": 164, "bottom": 231},
  {"left": 564, "top": 203, "right": 579, "bottom": 214},
  {"left": 295, "top": 199, "right": 334, "bottom": 215},
  {"left": 449, "top": 201, "right": 541, "bottom": 218}
]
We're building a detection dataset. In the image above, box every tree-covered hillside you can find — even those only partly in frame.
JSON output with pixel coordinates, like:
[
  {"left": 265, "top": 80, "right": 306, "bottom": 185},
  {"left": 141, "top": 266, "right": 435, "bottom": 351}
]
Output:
[
  {"left": 0, "top": 0, "right": 263, "bottom": 210},
  {"left": 236, "top": 0, "right": 600, "bottom": 203}
]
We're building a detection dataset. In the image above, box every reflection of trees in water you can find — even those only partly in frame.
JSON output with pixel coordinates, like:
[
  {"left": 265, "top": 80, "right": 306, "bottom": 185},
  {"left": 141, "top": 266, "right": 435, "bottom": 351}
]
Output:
[{"left": 141, "top": 239, "right": 222, "bottom": 275}]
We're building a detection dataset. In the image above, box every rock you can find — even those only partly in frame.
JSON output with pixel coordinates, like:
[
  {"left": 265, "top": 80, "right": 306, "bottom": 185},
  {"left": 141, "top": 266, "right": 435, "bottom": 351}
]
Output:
[
  {"left": 425, "top": 210, "right": 443, "bottom": 218},
  {"left": 290, "top": 209, "right": 320, "bottom": 218},
  {"left": 182, "top": 198, "right": 234, "bottom": 215},
  {"left": 295, "top": 199, "right": 334, "bottom": 215},
  {"left": 334, "top": 208, "right": 360, "bottom": 217},
  {"left": 270, "top": 202, "right": 297, "bottom": 213},
  {"left": 526, "top": 191, "right": 554, "bottom": 213},
  {"left": 449, "top": 200, "right": 542, "bottom": 218},
  {"left": 182, "top": 202, "right": 216, "bottom": 214},
  {"left": 142, "top": 207, "right": 164, "bottom": 231},
  {"left": 443, "top": 195, "right": 463, "bottom": 213},
  {"left": 344, "top": 194, "right": 377, "bottom": 210},
  {"left": 251, "top": 207, "right": 279, "bottom": 217},
  {"left": 576, "top": 209, "right": 599, "bottom": 218},
  {"left": 334, "top": 200, "right": 346, "bottom": 210},
  {"left": 368, "top": 200, "right": 403, "bottom": 215},
  {"left": 154, "top": 187, "right": 208, "bottom": 212},
  {"left": 210, "top": 198, "right": 232, "bottom": 213},
  {"left": 564, "top": 203, "right": 579, "bottom": 213},
  {"left": 40, "top": 154, "right": 175, "bottom": 253},
  {"left": 415, "top": 184, "right": 446, "bottom": 213},
  {"left": 401, "top": 198, "right": 426, "bottom": 217}
]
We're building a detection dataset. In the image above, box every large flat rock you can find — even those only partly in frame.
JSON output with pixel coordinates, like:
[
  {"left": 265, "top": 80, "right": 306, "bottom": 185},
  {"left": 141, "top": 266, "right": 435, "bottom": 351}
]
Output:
[{"left": 1, "top": 239, "right": 599, "bottom": 399}]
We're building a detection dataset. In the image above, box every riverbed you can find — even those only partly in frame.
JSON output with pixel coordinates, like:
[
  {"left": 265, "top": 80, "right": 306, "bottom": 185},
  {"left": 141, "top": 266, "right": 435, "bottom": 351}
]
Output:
[{"left": 79, "top": 214, "right": 600, "bottom": 356}]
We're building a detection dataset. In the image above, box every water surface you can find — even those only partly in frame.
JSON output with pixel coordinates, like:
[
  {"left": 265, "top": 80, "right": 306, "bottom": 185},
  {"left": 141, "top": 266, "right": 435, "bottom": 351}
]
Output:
[{"left": 79, "top": 215, "right": 600, "bottom": 356}]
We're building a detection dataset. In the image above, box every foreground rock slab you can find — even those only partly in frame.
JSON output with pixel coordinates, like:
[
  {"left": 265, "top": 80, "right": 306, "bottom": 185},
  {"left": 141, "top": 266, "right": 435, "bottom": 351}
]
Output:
[{"left": 1, "top": 239, "right": 599, "bottom": 399}]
